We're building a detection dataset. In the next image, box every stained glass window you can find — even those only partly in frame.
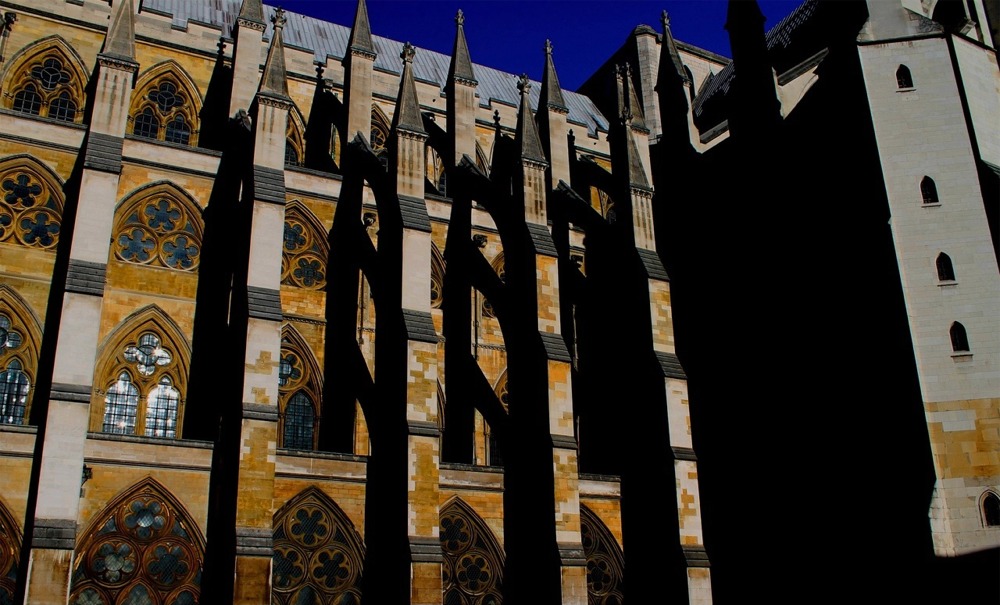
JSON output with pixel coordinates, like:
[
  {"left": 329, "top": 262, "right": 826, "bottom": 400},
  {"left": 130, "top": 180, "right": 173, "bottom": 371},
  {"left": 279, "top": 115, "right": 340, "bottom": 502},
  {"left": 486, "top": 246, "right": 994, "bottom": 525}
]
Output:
[
  {"left": 113, "top": 187, "right": 203, "bottom": 272},
  {"left": 164, "top": 114, "right": 190, "bottom": 145},
  {"left": 7, "top": 52, "right": 82, "bottom": 122},
  {"left": 280, "top": 205, "right": 328, "bottom": 290},
  {"left": 48, "top": 90, "right": 77, "bottom": 122},
  {"left": 0, "top": 167, "right": 62, "bottom": 250},
  {"left": 129, "top": 72, "right": 198, "bottom": 146}
]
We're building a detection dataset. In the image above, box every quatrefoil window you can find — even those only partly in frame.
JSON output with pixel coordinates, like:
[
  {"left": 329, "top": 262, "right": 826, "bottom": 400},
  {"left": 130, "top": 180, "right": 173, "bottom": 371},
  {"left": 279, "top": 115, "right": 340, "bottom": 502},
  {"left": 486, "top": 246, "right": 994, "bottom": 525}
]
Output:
[
  {"left": 113, "top": 193, "right": 202, "bottom": 271},
  {"left": 124, "top": 333, "right": 172, "bottom": 376},
  {"left": 280, "top": 212, "right": 327, "bottom": 290},
  {"left": 278, "top": 353, "right": 301, "bottom": 387},
  {"left": 0, "top": 169, "right": 62, "bottom": 250}
]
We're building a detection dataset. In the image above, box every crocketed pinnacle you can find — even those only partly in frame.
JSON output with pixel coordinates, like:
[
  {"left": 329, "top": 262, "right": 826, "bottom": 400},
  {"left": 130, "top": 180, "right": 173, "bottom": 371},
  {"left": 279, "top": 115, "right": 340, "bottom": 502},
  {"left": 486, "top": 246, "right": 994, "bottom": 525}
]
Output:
[
  {"left": 515, "top": 74, "right": 547, "bottom": 164},
  {"left": 102, "top": 0, "right": 136, "bottom": 61},
  {"left": 448, "top": 9, "right": 477, "bottom": 84},
  {"left": 392, "top": 42, "right": 426, "bottom": 135},
  {"left": 539, "top": 39, "right": 567, "bottom": 112},
  {"left": 347, "top": 0, "right": 376, "bottom": 57},
  {"left": 258, "top": 8, "right": 290, "bottom": 99},
  {"left": 658, "top": 11, "right": 689, "bottom": 87},
  {"left": 616, "top": 64, "right": 647, "bottom": 131},
  {"left": 237, "top": 0, "right": 265, "bottom": 26}
]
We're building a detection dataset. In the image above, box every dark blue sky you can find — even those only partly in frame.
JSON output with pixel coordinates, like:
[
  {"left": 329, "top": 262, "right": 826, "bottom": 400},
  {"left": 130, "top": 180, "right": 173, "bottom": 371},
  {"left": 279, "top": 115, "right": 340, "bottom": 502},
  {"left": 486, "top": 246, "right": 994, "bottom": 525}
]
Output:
[{"left": 277, "top": 0, "right": 803, "bottom": 90}]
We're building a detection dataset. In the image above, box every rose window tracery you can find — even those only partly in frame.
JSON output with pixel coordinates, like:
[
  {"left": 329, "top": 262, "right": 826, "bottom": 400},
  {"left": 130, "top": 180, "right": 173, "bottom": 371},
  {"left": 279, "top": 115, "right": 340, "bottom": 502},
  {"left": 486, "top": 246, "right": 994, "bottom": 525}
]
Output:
[
  {"left": 0, "top": 169, "right": 62, "bottom": 250},
  {"left": 440, "top": 499, "right": 504, "bottom": 604},
  {"left": 272, "top": 488, "right": 365, "bottom": 605},
  {"left": 113, "top": 192, "right": 202, "bottom": 271},
  {"left": 581, "top": 507, "right": 624, "bottom": 605},
  {"left": 281, "top": 206, "right": 327, "bottom": 290},
  {"left": 69, "top": 480, "right": 204, "bottom": 605}
]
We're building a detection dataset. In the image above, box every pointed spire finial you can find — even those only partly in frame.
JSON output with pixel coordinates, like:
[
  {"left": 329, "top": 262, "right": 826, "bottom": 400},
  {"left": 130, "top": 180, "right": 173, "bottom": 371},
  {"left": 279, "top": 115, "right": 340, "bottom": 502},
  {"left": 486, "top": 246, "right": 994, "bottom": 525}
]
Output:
[
  {"left": 258, "top": 5, "right": 290, "bottom": 99},
  {"left": 662, "top": 10, "right": 670, "bottom": 28},
  {"left": 493, "top": 109, "right": 501, "bottom": 128},
  {"left": 347, "top": 0, "right": 376, "bottom": 58},
  {"left": 456, "top": 9, "right": 465, "bottom": 26},
  {"left": 540, "top": 38, "right": 567, "bottom": 112},
  {"left": 401, "top": 41, "right": 415, "bottom": 63},
  {"left": 518, "top": 73, "right": 531, "bottom": 95},
  {"left": 545, "top": 39, "right": 553, "bottom": 55},
  {"left": 448, "top": 7, "right": 476, "bottom": 84},
  {"left": 514, "top": 74, "right": 547, "bottom": 163},
  {"left": 102, "top": 0, "right": 137, "bottom": 61}
]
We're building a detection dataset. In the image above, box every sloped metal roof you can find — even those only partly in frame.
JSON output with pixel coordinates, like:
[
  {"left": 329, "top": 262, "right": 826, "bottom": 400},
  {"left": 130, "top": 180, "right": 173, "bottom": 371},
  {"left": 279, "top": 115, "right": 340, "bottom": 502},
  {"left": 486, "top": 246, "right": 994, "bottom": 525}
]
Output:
[{"left": 141, "top": 0, "right": 609, "bottom": 136}]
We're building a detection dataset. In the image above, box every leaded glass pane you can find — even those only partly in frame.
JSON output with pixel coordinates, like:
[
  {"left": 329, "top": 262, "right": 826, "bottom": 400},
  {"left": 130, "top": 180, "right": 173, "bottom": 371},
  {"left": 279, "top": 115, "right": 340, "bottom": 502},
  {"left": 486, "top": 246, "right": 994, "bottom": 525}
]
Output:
[
  {"left": 144, "top": 376, "right": 178, "bottom": 438},
  {"left": 285, "top": 140, "right": 299, "bottom": 165},
  {"left": 12, "top": 85, "right": 41, "bottom": 115},
  {"left": 133, "top": 107, "right": 159, "bottom": 140},
  {"left": 103, "top": 372, "right": 138, "bottom": 434},
  {"left": 164, "top": 114, "right": 190, "bottom": 145},
  {"left": 283, "top": 392, "right": 314, "bottom": 450},
  {"left": 0, "top": 360, "right": 29, "bottom": 425},
  {"left": 49, "top": 91, "right": 77, "bottom": 122}
]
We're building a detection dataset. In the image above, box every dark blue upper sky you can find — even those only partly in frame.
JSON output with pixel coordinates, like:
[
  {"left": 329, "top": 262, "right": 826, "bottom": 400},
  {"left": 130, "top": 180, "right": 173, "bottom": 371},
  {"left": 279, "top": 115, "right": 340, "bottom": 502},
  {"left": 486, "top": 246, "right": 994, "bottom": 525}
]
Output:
[{"left": 277, "top": 1, "right": 804, "bottom": 90}]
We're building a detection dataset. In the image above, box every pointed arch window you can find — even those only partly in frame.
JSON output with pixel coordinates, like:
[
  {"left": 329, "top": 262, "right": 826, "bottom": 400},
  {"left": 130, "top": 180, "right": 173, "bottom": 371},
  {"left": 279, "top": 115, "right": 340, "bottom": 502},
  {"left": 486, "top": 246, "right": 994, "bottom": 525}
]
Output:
[
  {"left": 0, "top": 359, "right": 29, "bottom": 425},
  {"left": 371, "top": 106, "right": 390, "bottom": 170},
  {"left": 97, "top": 326, "right": 186, "bottom": 439},
  {"left": 0, "top": 294, "right": 41, "bottom": 425},
  {"left": 896, "top": 65, "right": 914, "bottom": 89},
  {"left": 272, "top": 488, "right": 365, "bottom": 604},
  {"left": 0, "top": 164, "right": 63, "bottom": 250},
  {"left": 285, "top": 118, "right": 304, "bottom": 167},
  {"left": 921, "top": 176, "right": 939, "bottom": 205},
  {"left": 983, "top": 491, "right": 1000, "bottom": 527},
  {"left": 936, "top": 252, "right": 956, "bottom": 282},
  {"left": 281, "top": 203, "right": 328, "bottom": 290},
  {"left": 278, "top": 329, "right": 322, "bottom": 451},
  {"left": 581, "top": 506, "right": 625, "bottom": 605},
  {"left": 69, "top": 479, "right": 205, "bottom": 605},
  {"left": 112, "top": 184, "right": 203, "bottom": 272},
  {"left": 950, "top": 322, "right": 970, "bottom": 353},
  {"left": 5, "top": 53, "right": 83, "bottom": 122},
  {"left": 486, "top": 372, "right": 508, "bottom": 468},
  {"left": 440, "top": 499, "right": 504, "bottom": 604},
  {"left": 129, "top": 70, "right": 200, "bottom": 146},
  {"left": 481, "top": 253, "right": 505, "bottom": 319},
  {"left": 431, "top": 245, "right": 445, "bottom": 309}
]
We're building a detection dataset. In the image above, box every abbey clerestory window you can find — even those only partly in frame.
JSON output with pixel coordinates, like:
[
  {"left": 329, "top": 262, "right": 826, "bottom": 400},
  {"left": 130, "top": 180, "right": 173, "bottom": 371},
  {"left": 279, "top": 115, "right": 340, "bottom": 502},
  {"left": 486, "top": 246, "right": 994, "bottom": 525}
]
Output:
[
  {"left": 896, "top": 64, "right": 913, "bottom": 89},
  {"left": 130, "top": 73, "right": 199, "bottom": 146},
  {"left": 983, "top": 491, "right": 1000, "bottom": 527},
  {"left": 921, "top": 176, "right": 939, "bottom": 204},
  {"left": 0, "top": 315, "right": 28, "bottom": 425},
  {"left": 936, "top": 252, "right": 956, "bottom": 281},
  {"left": 7, "top": 54, "right": 83, "bottom": 123},
  {"left": 949, "top": 321, "right": 970, "bottom": 353},
  {"left": 102, "top": 332, "right": 180, "bottom": 437},
  {"left": 278, "top": 331, "right": 321, "bottom": 450}
]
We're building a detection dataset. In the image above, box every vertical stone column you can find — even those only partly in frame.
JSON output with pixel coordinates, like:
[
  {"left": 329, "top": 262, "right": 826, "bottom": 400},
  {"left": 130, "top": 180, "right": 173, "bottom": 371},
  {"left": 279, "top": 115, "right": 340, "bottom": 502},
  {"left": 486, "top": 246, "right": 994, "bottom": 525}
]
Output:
[
  {"left": 228, "top": 0, "right": 266, "bottom": 116},
  {"left": 393, "top": 43, "right": 442, "bottom": 605},
  {"left": 230, "top": 9, "right": 291, "bottom": 603},
  {"left": 446, "top": 9, "right": 477, "bottom": 166},
  {"left": 21, "top": 2, "right": 137, "bottom": 601}
]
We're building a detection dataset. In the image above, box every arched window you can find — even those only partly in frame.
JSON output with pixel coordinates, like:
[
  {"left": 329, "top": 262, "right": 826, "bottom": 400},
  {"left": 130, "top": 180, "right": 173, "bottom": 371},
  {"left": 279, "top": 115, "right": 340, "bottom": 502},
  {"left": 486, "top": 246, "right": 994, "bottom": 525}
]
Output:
[
  {"left": 936, "top": 252, "right": 956, "bottom": 281},
  {"left": 0, "top": 498, "right": 22, "bottom": 603},
  {"left": 921, "top": 176, "right": 939, "bottom": 204},
  {"left": 4, "top": 48, "right": 84, "bottom": 123},
  {"left": 93, "top": 308, "right": 190, "bottom": 438},
  {"left": 281, "top": 202, "right": 328, "bottom": 290},
  {"left": 112, "top": 182, "right": 204, "bottom": 272},
  {"left": 896, "top": 65, "right": 913, "bottom": 89},
  {"left": 0, "top": 288, "right": 42, "bottom": 425},
  {"left": 440, "top": 498, "right": 504, "bottom": 604},
  {"left": 0, "top": 359, "right": 29, "bottom": 425},
  {"left": 278, "top": 327, "right": 322, "bottom": 450},
  {"left": 69, "top": 478, "right": 205, "bottom": 605},
  {"left": 272, "top": 487, "right": 365, "bottom": 604},
  {"left": 285, "top": 114, "right": 304, "bottom": 167},
  {"left": 0, "top": 160, "right": 64, "bottom": 251},
  {"left": 371, "top": 105, "right": 390, "bottom": 170},
  {"left": 431, "top": 244, "right": 445, "bottom": 309},
  {"left": 475, "top": 142, "right": 491, "bottom": 177},
  {"left": 983, "top": 491, "right": 1000, "bottom": 527},
  {"left": 581, "top": 506, "right": 625, "bottom": 605},
  {"left": 950, "top": 321, "right": 970, "bottom": 352},
  {"left": 129, "top": 64, "right": 201, "bottom": 146}
]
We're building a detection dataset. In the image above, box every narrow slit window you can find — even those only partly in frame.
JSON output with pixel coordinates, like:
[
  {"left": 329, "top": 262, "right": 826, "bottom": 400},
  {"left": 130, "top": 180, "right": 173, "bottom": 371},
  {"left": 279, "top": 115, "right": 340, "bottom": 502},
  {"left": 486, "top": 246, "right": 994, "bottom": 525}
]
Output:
[
  {"left": 984, "top": 492, "right": 1000, "bottom": 527},
  {"left": 950, "top": 322, "right": 970, "bottom": 353},
  {"left": 921, "top": 177, "right": 939, "bottom": 205},
  {"left": 936, "top": 253, "right": 956, "bottom": 281},
  {"left": 896, "top": 65, "right": 913, "bottom": 89}
]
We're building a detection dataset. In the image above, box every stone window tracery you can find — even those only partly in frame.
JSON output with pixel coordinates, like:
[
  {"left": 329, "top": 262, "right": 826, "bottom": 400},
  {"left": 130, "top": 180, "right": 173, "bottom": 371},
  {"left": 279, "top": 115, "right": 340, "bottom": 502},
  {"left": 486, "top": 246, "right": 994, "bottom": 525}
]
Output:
[
  {"left": 94, "top": 309, "right": 189, "bottom": 439},
  {"left": 0, "top": 164, "right": 63, "bottom": 250},
  {"left": 581, "top": 506, "right": 624, "bottom": 605},
  {"left": 481, "top": 253, "right": 505, "bottom": 319},
  {"left": 112, "top": 185, "right": 203, "bottom": 272},
  {"left": 440, "top": 498, "right": 504, "bottom": 604},
  {"left": 286, "top": 118, "right": 304, "bottom": 167},
  {"left": 129, "top": 69, "right": 200, "bottom": 147},
  {"left": 272, "top": 487, "right": 365, "bottom": 605},
  {"left": 278, "top": 328, "right": 322, "bottom": 450},
  {"left": 486, "top": 371, "right": 508, "bottom": 468},
  {"left": 69, "top": 479, "right": 204, "bottom": 605},
  {"left": 0, "top": 292, "right": 41, "bottom": 426},
  {"left": 371, "top": 106, "right": 390, "bottom": 170},
  {"left": 5, "top": 52, "right": 83, "bottom": 123},
  {"left": 282, "top": 203, "right": 328, "bottom": 290},
  {"left": 431, "top": 245, "right": 445, "bottom": 309},
  {"left": 0, "top": 500, "right": 22, "bottom": 604}
]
